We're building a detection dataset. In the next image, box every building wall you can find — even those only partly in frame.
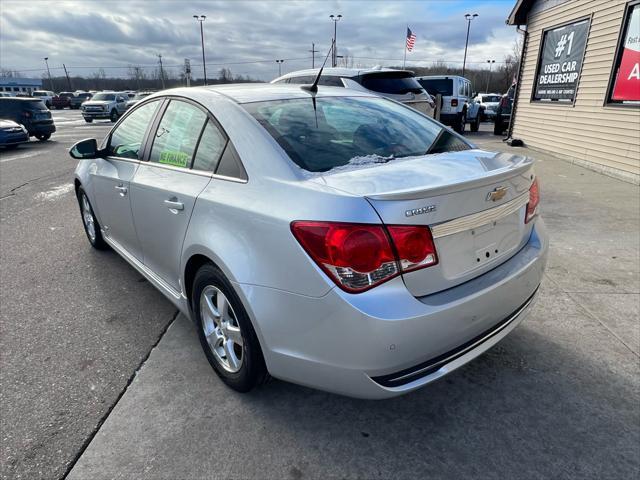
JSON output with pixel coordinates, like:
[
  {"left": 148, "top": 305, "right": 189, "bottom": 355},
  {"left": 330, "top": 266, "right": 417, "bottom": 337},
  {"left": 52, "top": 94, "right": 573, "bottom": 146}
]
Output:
[{"left": 513, "top": 0, "right": 640, "bottom": 182}]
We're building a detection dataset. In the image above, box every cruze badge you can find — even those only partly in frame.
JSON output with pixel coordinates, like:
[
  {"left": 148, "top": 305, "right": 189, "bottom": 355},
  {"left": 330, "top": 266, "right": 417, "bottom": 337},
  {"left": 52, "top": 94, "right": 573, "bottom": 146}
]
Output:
[
  {"left": 405, "top": 205, "right": 437, "bottom": 217},
  {"left": 486, "top": 186, "right": 509, "bottom": 202}
]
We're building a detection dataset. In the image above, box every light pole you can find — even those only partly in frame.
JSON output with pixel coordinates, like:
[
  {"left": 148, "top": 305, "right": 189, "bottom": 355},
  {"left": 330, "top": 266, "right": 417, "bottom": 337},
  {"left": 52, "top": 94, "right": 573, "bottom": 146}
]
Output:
[
  {"left": 193, "top": 15, "right": 207, "bottom": 85},
  {"left": 43, "top": 57, "right": 53, "bottom": 91},
  {"left": 330, "top": 14, "right": 342, "bottom": 68},
  {"left": 276, "top": 59, "right": 284, "bottom": 77},
  {"left": 462, "top": 13, "right": 478, "bottom": 77},
  {"left": 309, "top": 43, "right": 319, "bottom": 68},
  {"left": 485, "top": 59, "right": 495, "bottom": 92}
]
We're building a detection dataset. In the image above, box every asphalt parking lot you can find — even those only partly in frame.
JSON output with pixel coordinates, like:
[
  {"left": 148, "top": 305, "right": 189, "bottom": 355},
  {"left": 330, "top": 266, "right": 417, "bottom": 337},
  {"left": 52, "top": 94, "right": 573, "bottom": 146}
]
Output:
[{"left": 1, "top": 113, "right": 639, "bottom": 480}]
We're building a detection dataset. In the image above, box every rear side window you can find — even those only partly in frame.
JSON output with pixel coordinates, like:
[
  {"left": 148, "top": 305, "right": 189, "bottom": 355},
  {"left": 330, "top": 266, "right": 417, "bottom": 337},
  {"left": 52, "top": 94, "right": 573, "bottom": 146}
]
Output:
[
  {"left": 286, "top": 76, "right": 316, "bottom": 85},
  {"left": 418, "top": 79, "right": 453, "bottom": 96},
  {"left": 360, "top": 73, "right": 423, "bottom": 94},
  {"left": 192, "top": 120, "right": 227, "bottom": 172},
  {"left": 108, "top": 101, "right": 160, "bottom": 159},
  {"left": 25, "top": 100, "right": 48, "bottom": 110},
  {"left": 149, "top": 100, "right": 207, "bottom": 168},
  {"left": 318, "top": 76, "right": 344, "bottom": 87}
]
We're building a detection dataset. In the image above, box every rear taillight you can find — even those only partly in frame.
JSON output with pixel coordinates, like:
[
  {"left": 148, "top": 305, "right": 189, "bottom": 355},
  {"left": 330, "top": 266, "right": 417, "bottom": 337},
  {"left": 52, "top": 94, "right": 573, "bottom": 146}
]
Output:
[
  {"left": 525, "top": 177, "right": 540, "bottom": 224},
  {"left": 451, "top": 99, "right": 458, "bottom": 107},
  {"left": 291, "top": 221, "right": 438, "bottom": 293},
  {"left": 500, "top": 96, "right": 509, "bottom": 108}
]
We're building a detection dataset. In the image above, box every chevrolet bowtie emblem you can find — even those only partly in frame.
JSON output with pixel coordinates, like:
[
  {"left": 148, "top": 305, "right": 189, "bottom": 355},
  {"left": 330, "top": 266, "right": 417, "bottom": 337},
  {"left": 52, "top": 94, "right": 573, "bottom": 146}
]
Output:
[{"left": 486, "top": 186, "right": 508, "bottom": 202}]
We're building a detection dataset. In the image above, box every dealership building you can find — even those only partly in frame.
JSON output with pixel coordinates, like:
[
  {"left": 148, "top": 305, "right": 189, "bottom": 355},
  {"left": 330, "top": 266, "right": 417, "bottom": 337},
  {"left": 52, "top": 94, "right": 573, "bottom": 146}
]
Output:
[
  {"left": 507, "top": 0, "right": 639, "bottom": 184},
  {"left": 0, "top": 78, "right": 42, "bottom": 96}
]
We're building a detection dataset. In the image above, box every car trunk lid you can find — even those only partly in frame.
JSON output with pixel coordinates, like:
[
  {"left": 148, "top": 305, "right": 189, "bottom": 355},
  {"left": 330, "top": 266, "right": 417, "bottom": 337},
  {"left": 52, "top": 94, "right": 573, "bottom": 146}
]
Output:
[{"left": 309, "top": 149, "right": 535, "bottom": 297}]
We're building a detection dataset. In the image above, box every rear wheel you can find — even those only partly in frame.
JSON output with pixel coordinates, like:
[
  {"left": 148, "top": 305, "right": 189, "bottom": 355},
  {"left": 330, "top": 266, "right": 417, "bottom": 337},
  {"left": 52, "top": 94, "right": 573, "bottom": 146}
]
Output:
[
  {"left": 35, "top": 133, "right": 51, "bottom": 141},
  {"left": 77, "top": 188, "right": 108, "bottom": 250},
  {"left": 470, "top": 113, "right": 480, "bottom": 132},
  {"left": 192, "top": 264, "right": 268, "bottom": 393},
  {"left": 84, "top": 117, "right": 93, "bottom": 123},
  {"left": 494, "top": 118, "right": 503, "bottom": 135},
  {"left": 453, "top": 111, "right": 466, "bottom": 134},
  {"left": 110, "top": 109, "right": 118, "bottom": 122}
]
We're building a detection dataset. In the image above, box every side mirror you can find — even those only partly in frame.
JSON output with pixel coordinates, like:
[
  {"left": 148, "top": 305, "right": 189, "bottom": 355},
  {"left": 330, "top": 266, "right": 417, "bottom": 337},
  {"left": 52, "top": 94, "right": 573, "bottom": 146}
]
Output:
[{"left": 69, "top": 138, "right": 99, "bottom": 159}]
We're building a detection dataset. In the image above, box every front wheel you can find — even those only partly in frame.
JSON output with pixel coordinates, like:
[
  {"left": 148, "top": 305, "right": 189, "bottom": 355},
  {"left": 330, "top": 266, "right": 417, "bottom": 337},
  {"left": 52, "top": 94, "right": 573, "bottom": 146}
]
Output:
[
  {"left": 84, "top": 117, "right": 93, "bottom": 123},
  {"left": 110, "top": 110, "right": 118, "bottom": 122},
  {"left": 35, "top": 133, "right": 51, "bottom": 141},
  {"left": 193, "top": 264, "right": 268, "bottom": 393},
  {"left": 77, "top": 188, "right": 108, "bottom": 250}
]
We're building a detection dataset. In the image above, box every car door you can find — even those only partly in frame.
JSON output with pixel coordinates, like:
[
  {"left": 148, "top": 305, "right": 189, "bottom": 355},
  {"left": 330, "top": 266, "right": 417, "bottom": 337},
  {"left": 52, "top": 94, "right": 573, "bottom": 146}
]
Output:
[
  {"left": 115, "top": 95, "right": 128, "bottom": 115},
  {"left": 91, "top": 99, "right": 162, "bottom": 261},
  {"left": 130, "top": 99, "right": 228, "bottom": 292}
]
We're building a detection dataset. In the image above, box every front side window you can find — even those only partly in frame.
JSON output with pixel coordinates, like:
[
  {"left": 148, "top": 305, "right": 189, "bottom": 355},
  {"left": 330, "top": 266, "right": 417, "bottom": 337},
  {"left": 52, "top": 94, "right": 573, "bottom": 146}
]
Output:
[
  {"left": 607, "top": 1, "right": 640, "bottom": 105},
  {"left": 107, "top": 100, "right": 159, "bottom": 159},
  {"left": 243, "top": 96, "right": 469, "bottom": 172},
  {"left": 149, "top": 100, "right": 207, "bottom": 168},
  {"left": 192, "top": 120, "right": 227, "bottom": 171},
  {"left": 318, "top": 76, "right": 345, "bottom": 87}
]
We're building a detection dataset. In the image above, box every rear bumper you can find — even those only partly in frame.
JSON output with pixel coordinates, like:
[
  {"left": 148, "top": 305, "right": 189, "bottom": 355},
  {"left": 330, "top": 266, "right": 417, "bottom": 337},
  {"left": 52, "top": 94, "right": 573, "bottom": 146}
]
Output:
[
  {"left": 25, "top": 123, "right": 55, "bottom": 136},
  {"left": 237, "top": 219, "right": 549, "bottom": 399}
]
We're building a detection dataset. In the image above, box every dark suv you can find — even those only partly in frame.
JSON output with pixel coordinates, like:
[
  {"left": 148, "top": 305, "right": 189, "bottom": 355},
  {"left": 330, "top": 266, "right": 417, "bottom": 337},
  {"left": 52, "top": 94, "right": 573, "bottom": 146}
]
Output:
[
  {"left": 494, "top": 84, "right": 516, "bottom": 136},
  {"left": 0, "top": 98, "right": 56, "bottom": 141}
]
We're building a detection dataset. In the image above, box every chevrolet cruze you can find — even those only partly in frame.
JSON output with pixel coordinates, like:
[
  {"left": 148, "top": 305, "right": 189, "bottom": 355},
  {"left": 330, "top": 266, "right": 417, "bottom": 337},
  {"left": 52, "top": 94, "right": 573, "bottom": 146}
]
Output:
[{"left": 70, "top": 84, "right": 548, "bottom": 399}]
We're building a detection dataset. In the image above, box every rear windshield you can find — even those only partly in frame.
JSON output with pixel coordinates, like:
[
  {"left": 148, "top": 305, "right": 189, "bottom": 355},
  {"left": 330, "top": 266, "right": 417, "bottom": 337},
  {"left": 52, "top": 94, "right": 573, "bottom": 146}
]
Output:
[
  {"left": 243, "top": 96, "right": 469, "bottom": 172},
  {"left": 0, "top": 99, "right": 47, "bottom": 111},
  {"left": 92, "top": 93, "right": 115, "bottom": 101},
  {"left": 481, "top": 95, "right": 501, "bottom": 103},
  {"left": 360, "top": 72, "right": 424, "bottom": 95},
  {"left": 418, "top": 79, "right": 453, "bottom": 96}
]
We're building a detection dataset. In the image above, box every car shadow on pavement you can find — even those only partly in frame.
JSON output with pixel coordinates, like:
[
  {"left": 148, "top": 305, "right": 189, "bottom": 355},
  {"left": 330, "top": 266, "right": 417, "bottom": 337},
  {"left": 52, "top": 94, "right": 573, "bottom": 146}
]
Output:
[{"left": 68, "top": 285, "right": 639, "bottom": 480}]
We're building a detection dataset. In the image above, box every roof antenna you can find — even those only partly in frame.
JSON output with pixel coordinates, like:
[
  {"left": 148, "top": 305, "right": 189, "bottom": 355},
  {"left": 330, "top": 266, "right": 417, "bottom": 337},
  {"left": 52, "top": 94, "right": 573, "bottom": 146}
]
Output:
[{"left": 301, "top": 43, "right": 333, "bottom": 93}]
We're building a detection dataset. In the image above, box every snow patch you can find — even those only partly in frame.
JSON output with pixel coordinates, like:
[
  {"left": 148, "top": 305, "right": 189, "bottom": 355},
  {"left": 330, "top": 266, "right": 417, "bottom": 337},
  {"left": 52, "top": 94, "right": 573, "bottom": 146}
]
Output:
[{"left": 36, "top": 183, "right": 74, "bottom": 201}]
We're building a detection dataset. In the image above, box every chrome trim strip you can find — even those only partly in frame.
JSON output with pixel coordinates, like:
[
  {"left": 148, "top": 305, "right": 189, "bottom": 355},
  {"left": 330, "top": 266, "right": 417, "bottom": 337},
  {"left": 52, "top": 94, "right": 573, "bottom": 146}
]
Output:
[
  {"left": 431, "top": 192, "right": 529, "bottom": 239},
  {"left": 105, "top": 157, "right": 247, "bottom": 183},
  {"left": 383, "top": 291, "right": 536, "bottom": 384},
  {"left": 103, "top": 235, "right": 182, "bottom": 301}
]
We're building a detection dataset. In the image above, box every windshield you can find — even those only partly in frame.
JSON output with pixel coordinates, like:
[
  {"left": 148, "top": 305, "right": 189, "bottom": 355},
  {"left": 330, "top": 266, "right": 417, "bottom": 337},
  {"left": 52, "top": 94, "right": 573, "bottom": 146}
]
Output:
[
  {"left": 92, "top": 93, "right": 115, "bottom": 101},
  {"left": 243, "top": 96, "right": 469, "bottom": 172},
  {"left": 360, "top": 72, "right": 424, "bottom": 95},
  {"left": 481, "top": 95, "right": 501, "bottom": 103},
  {"left": 418, "top": 79, "right": 453, "bottom": 96}
]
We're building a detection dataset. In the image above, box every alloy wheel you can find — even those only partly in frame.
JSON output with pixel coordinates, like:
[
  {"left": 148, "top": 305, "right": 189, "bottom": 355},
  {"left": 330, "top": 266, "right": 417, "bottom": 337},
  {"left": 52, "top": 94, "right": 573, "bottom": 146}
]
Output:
[
  {"left": 200, "top": 286, "right": 244, "bottom": 373},
  {"left": 81, "top": 194, "right": 96, "bottom": 242}
]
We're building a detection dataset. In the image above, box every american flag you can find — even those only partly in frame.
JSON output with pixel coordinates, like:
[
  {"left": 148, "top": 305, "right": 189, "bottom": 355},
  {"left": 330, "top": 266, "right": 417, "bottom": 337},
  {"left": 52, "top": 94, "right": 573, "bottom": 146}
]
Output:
[{"left": 406, "top": 27, "right": 417, "bottom": 51}]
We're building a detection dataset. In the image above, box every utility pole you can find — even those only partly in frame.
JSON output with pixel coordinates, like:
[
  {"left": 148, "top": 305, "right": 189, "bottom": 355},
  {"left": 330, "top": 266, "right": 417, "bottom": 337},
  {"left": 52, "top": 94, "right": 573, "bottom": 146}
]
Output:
[
  {"left": 462, "top": 13, "right": 478, "bottom": 77},
  {"left": 485, "top": 59, "right": 495, "bottom": 92},
  {"left": 43, "top": 57, "right": 53, "bottom": 91},
  {"left": 309, "top": 43, "right": 319, "bottom": 68},
  {"left": 63, "top": 63, "right": 72, "bottom": 90},
  {"left": 158, "top": 54, "right": 165, "bottom": 89},
  {"left": 330, "top": 14, "right": 342, "bottom": 68},
  {"left": 276, "top": 59, "right": 284, "bottom": 77},
  {"left": 185, "top": 58, "right": 191, "bottom": 87},
  {"left": 194, "top": 15, "right": 207, "bottom": 85}
]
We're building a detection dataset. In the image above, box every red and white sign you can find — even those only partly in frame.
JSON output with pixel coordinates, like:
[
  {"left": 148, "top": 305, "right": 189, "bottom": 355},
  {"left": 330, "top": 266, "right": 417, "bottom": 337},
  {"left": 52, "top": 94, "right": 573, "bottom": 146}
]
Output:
[{"left": 612, "top": 4, "right": 640, "bottom": 101}]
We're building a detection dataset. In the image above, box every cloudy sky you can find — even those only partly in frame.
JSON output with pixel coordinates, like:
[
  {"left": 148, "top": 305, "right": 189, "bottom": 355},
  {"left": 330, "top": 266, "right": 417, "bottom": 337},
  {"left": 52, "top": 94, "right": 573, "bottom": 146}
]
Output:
[{"left": 0, "top": 0, "right": 519, "bottom": 81}]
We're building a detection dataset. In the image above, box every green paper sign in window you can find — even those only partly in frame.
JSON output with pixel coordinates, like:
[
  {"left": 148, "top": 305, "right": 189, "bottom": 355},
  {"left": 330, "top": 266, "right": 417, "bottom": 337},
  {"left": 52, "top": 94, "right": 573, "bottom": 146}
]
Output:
[{"left": 159, "top": 150, "right": 190, "bottom": 168}]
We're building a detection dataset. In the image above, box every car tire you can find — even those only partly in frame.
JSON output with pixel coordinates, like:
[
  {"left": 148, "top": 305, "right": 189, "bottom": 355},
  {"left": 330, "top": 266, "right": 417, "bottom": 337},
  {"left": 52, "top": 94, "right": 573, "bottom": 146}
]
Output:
[
  {"left": 77, "top": 188, "right": 108, "bottom": 250},
  {"left": 471, "top": 113, "right": 480, "bottom": 132},
  {"left": 84, "top": 117, "right": 93, "bottom": 123},
  {"left": 453, "top": 111, "right": 466, "bottom": 134},
  {"left": 35, "top": 133, "right": 51, "bottom": 141},
  {"left": 192, "top": 264, "right": 268, "bottom": 393},
  {"left": 110, "top": 110, "right": 118, "bottom": 122},
  {"left": 494, "top": 119, "right": 503, "bottom": 135}
]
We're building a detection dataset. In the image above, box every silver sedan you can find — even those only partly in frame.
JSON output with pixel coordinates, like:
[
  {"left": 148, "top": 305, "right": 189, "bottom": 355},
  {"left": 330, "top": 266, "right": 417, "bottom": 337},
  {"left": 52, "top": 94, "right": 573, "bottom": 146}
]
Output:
[{"left": 70, "top": 84, "right": 548, "bottom": 399}]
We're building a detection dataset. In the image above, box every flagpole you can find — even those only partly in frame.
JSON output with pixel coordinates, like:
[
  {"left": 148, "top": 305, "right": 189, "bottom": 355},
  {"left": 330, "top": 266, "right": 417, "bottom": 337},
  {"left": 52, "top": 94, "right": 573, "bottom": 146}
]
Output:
[{"left": 403, "top": 25, "right": 407, "bottom": 69}]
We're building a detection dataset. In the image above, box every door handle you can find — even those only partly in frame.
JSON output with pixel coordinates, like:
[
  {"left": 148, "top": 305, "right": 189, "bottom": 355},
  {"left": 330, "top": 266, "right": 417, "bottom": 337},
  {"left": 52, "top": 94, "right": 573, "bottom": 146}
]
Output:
[
  {"left": 115, "top": 185, "right": 128, "bottom": 196},
  {"left": 164, "top": 199, "right": 184, "bottom": 211}
]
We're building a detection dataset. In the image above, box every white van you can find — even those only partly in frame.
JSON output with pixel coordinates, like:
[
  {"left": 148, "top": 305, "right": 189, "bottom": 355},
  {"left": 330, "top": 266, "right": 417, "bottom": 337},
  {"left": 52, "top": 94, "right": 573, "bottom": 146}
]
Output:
[{"left": 416, "top": 76, "right": 480, "bottom": 133}]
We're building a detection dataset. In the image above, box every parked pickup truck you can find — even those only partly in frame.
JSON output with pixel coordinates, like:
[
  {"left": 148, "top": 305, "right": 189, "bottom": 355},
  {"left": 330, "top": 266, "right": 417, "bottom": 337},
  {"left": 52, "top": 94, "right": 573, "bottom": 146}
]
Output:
[
  {"left": 80, "top": 92, "right": 128, "bottom": 122},
  {"left": 51, "top": 92, "right": 74, "bottom": 109},
  {"left": 32, "top": 90, "right": 55, "bottom": 108}
]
